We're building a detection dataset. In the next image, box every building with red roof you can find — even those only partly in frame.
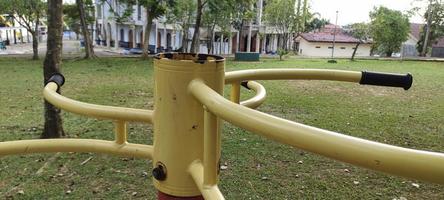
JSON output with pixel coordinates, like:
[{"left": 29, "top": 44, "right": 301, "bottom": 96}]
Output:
[{"left": 295, "top": 25, "right": 372, "bottom": 57}]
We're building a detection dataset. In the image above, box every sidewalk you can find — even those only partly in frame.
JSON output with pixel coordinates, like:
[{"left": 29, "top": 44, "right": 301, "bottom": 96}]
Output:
[
  {"left": 0, "top": 43, "right": 36, "bottom": 55},
  {"left": 2, "top": 41, "right": 443, "bottom": 61},
  {"left": 0, "top": 40, "right": 83, "bottom": 56}
]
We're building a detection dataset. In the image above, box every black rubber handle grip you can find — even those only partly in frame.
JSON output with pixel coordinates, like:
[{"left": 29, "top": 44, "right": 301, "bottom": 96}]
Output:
[
  {"left": 46, "top": 73, "right": 65, "bottom": 87},
  {"left": 360, "top": 71, "right": 413, "bottom": 90}
]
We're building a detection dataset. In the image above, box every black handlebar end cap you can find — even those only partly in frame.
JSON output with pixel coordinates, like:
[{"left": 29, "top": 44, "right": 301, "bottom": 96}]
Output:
[{"left": 46, "top": 73, "right": 65, "bottom": 87}]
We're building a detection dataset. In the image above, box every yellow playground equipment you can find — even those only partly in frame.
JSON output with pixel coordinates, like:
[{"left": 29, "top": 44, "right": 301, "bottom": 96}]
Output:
[{"left": 0, "top": 53, "right": 443, "bottom": 199}]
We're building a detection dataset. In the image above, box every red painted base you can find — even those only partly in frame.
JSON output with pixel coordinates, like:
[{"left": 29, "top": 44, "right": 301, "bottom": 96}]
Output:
[{"left": 157, "top": 191, "right": 204, "bottom": 200}]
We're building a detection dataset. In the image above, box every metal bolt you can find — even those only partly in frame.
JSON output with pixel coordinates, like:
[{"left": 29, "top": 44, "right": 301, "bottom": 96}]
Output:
[{"left": 152, "top": 162, "right": 167, "bottom": 181}]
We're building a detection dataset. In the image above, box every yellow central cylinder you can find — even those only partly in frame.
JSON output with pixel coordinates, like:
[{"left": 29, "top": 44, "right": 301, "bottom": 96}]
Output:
[{"left": 153, "top": 53, "right": 225, "bottom": 197}]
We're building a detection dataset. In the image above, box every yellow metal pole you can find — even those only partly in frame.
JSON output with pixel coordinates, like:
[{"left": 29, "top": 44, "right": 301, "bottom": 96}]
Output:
[
  {"left": 240, "top": 81, "right": 267, "bottom": 109},
  {"left": 0, "top": 139, "right": 153, "bottom": 159},
  {"left": 44, "top": 82, "right": 153, "bottom": 123},
  {"left": 114, "top": 121, "right": 127, "bottom": 145},
  {"left": 230, "top": 82, "right": 241, "bottom": 103},
  {"left": 203, "top": 108, "right": 218, "bottom": 186},
  {"left": 225, "top": 69, "right": 362, "bottom": 84},
  {"left": 188, "top": 161, "right": 225, "bottom": 200},
  {"left": 153, "top": 53, "right": 225, "bottom": 197},
  {"left": 189, "top": 79, "right": 444, "bottom": 184}
]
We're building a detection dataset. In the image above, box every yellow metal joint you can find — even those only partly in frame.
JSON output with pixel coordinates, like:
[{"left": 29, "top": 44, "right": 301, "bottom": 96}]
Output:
[
  {"left": 203, "top": 109, "right": 219, "bottom": 186},
  {"left": 114, "top": 121, "right": 127, "bottom": 145},
  {"left": 188, "top": 160, "right": 225, "bottom": 200},
  {"left": 44, "top": 82, "right": 154, "bottom": 123},
  {"left": 230, "top": 82, "right": 241, "bottom": 104}
]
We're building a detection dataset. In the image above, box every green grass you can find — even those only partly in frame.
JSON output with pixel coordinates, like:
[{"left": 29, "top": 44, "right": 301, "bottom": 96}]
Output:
[{"left": 0, "top": 57, "right": 443, "bottom": 199}]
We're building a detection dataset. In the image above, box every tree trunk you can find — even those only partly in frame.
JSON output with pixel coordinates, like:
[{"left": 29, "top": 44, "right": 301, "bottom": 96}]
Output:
[
  {"left": 238, "top": 21, "right": 244, "bottom": 51},
  {"left": 296, "top": 0, "right": 301, "bottom": 33},
  {"left": 207, "top": 26, "right": 212, "bottom": 54},
  {"left": 42, "top": 0, "right": 65, "bottom": 139},
  {"left": 142, "top": 13, "right": 155, "bottom": 58},
  {"left": 301, "top": 0, "right": 308, "bottom": 32},
  {"left": 209, "top": 24, "right": 216, "bottom": 54},
  {"left": 32, "top": 18, "right": 40, "bottom": 60},
  {"left": 77, "top": 0, "right": 96, "bottom": 59},
  {"left": 20, "top": 30, "right": 24, "bottom": 43},
  {"left": 350, "top": 42, "right": 360, "bottom": 61},
  {"left": 190, "top": 0, "right": 204, "bottom": 53},
  {"left": 32, "top": 32, "right": 39, "bottom": 60},
  {"left": 421, "top": 1, "right": 434, "bottom": 57},
  {"left": 181, "top": 29, "right": 188, "bottom": 52}
]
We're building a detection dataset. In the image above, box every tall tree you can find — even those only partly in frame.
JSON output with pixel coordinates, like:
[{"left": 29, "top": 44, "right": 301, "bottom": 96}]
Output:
[
  {"left": 139, "top": 0, "right": 170, "bottom": 58},
  {"left": 346, "top": 22, "right": 370, "bottom": 61},
  {"left": 101, "top": 0, "right": 173, "bottom": 57},
  {"left": 304, "top": 17, "right": 329, "bottom": 32},
  {"left": 264, "top": 0, "right": 296, "bottom": 50},
  {"left": 77, "top": 0, "right": 96, "bottom": 59},
  {"left": 139, "top": 0, "right": 173, "bottom": 58},
  {"left": 63, "top": 4, "right": 82, "bottom": 40},
  {"left": 64, "top": 0, "right": 96, "bottom": 59},
  {"left": 189, "top": 0, "right": 207, "bottom": 53},
  {"left": 421, "top": 0, "right": 435, "bottom": 56},
  {"left": 301, "top": 0, "right": 308, "bottom": 32},
  {"left": 166, "top": 0, "right": 195, "bottom": 52},
  {"left": 229, "top": 0, "right": 255, "bottom": 51},
  {"left": 202, "top": 0, "right": 233, "bottom": 54},
  {"left": 0, "top": 0, "right": 45, "bottom": 60},
  {"left": 416, "top": 0, "right": 444, "bottom": 56},
  {"left": 42, "top": 0, "right": 64, "bottom": 138},
  {"left": 370, "top": 6, "right": 410, "bottom": 57}
]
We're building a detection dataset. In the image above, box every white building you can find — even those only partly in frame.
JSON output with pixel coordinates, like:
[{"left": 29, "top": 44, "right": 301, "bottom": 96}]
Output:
[
  {"left": 295, "top": 25, "right": 372, "bottom": 58},
  {"left": 94, "top": 0, "right": 182, "bottom": 53},
  {"left": 93, "top": 0, "right": 283, "bottom": 55},
  {"left": 0, "top": 14, "right": 45, "bottom": 45}
]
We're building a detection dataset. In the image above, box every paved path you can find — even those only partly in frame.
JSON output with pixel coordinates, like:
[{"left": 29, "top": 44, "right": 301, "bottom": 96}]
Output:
[
  {"left": 1, "top": 40, "right": 442, "bottom": 61},
  {"left": 0, "top": 40, "right": 123, "bottom": 57}
]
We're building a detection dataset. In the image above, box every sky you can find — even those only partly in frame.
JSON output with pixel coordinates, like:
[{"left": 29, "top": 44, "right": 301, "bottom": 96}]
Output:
[{"left": 310, "top": 0, "right": 427, "bottom": 25}]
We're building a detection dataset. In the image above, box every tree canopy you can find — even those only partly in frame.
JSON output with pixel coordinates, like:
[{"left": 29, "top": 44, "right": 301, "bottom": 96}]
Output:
[
  {"left": 264, "top": 0, "right": 296, "bottom": 50},
  {"left": 416, "top": 0, "right": 444, "bottom": 55},
  {"left": 344, "top": 22, "right": 371, "bottom": 60},
  {"left": 370, "top": 6, "right": 410, "bottom": 57},
  {"left": 0, "top": 0, "right": 46, "bottom": 59},
  {"left": 64, "top": 0, "right": 95, "bottom": 37}
]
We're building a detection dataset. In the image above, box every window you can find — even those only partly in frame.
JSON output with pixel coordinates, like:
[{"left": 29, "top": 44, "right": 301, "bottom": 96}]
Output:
[
  {"left": 315, "top": 46, "right": 321, "bottom": 48},
  {"left": 137, "top": 4, "right": 142, "bottom": 20},
  {"left": 340, "top": 47, "right": 346, "bottom": 49},
  {"left": 328, "top": 46, "right": 333, "bottom": 49},
  {"left": 96, "top": 4, "right": 102, "bottom": 19},
  {"left": 120, "top": 29, "right": 125, "bottom": 41}
]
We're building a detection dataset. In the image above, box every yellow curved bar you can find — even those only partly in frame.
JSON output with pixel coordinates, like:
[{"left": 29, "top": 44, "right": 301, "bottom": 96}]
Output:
[
  {"left": 188, "top": 161, "right": 225, "bottom": 200},
  {"left": 44, "top": 82, "right": 153, "bottom": 123},
  {"left": 0, "top": 139, "right": 153, "bottom": 159},
  {"left": 189, "top": 80, "right": 444, "bottom": 184},
  {"left": 240, "top": 81, "right": 267, "bottom": 109},
  {"left": 225, "top": 69, "right": 362, "bottom": 84}
]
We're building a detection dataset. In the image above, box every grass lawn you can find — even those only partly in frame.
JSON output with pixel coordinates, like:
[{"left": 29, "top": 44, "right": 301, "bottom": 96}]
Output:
[{"left": 0, "top": 57, "right": 443, "bottom": 199}]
